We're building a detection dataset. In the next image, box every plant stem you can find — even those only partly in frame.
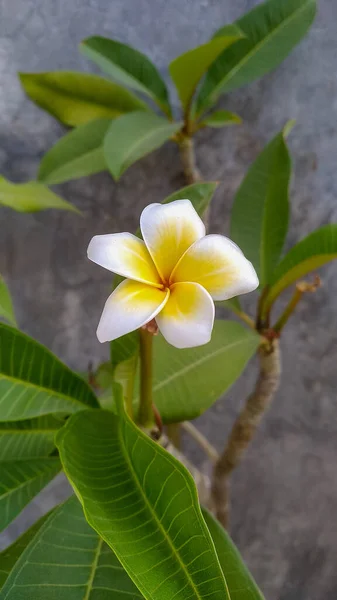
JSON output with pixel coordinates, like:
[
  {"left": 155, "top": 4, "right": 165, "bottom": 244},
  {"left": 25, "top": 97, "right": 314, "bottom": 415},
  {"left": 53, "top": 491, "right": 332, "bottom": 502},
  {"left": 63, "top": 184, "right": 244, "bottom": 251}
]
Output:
[
  {"left": 166, "top": 423, "right": 182, "bottom": 449},
  {"left": 178, "top": 136, "right": 202, "bottom": 185},
  {"left": 138, "top": 328, "right": 154, "bottom": 427},
  {"left": 273, "top": 276, "right": 321, "bottom": 334},
  {"left": 182, "top": 421, "right": 219, "bottom": 463},
  {"left": 211, "top": 340, "right": 281, "bottom": 528}
]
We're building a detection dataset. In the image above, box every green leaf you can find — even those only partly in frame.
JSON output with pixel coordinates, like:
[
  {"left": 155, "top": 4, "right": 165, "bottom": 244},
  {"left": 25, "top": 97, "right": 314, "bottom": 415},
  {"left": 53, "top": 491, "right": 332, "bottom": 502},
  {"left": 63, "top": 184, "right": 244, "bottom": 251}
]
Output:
[
  {"left": 38, "top": 119, "right": 111, "bottom": 185},
  {"left": 0, "top": 416, "right": 61, "bottom": 460},
  {"left": 103, "top": 111, "right": 182, "bottom": 180},
  {"left": 0, "top": 276, "right": 16, "bottom": 327},
  {"left": 196, "top": 0, "right": 317, "bottom": 114},
  {"left": 0, "top": 458, "right": 60, "bottom": 530},
  {"left": 19, "top": 71, "right": 147, "bottom": 126},
  {"left": 263, "top": 224, "right": 337, "bottom": 313},
  {"left": 80, "top": 36, "right": 171, "bottom": 116},
  {"left": 0, "top": 323, "right": 98, "bottom": 421},
  {"left": 57, "top": 405, "right": 230, "bottom": 600},
  {"left": 0, "top": 496, "right": 143, "bottom": 599},
  {"left": 200, "top": 109, "right": 242, "bottom": 128},
  {"left": 169, "top": 34, "right": 242, "bottom": 110},
  {"left": 202, "top": 508, "right": 265, "bottom": 600},
  {"left": 162, "top": 181, "right": 218, "bottom": 217},
  {"left": 230, "top": 124, "right": 293, "bottom": 285},
  {"left": 135, "top": 320, "right": 260, "bottom": 424},
  {"left": 0, "top": 177, "right": 78, "bottom": 214},
  {"left": 219, "top": 297, "right": 242, "bottom": 314}
]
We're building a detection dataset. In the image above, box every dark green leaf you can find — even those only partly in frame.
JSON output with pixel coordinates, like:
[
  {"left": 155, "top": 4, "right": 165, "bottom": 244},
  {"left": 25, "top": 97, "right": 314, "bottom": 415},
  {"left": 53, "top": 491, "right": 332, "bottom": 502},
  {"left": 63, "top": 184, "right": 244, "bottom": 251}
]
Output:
[
  {"left": 200, "top": 109, "right": 242, "bottom": 128},
  {"left": 0, "top": 276, "right": 16, "bottom": 327},
  {"left": 0, "top": 416, "right": 61, "bottom": 460},
  {"left": 162, "top": 182, "right": 218, "bottom": 217},
  {"left": 230, "top": 124, "right": 293, "bottom": 284},
  {"left": 19, "top": 71, "right": 147, "bottom": 126},
  {"left": 0, "top": 323, "right": 98, "bottom": 421},
  {"left": 103, "top": 111, "right": 182, "bottom": 180},
  {"left": 0, "top": 177, "right": 78, "bottom": 213},
  {"left": 57, "top": 404, "right": 230, "bottom": 600},
  {"left": 80, "top": 36, "right": 171, "bottom": 116},
  {"left": 196, "top": 0, "right": 316, "bottom": 114}
]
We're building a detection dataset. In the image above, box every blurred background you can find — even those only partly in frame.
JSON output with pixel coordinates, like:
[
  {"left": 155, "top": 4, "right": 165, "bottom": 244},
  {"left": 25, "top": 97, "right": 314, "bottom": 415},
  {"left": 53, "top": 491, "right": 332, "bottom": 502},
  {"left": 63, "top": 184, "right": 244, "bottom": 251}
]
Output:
[{"left": 1, "top": 1, "right": 337, "bottom": 598}]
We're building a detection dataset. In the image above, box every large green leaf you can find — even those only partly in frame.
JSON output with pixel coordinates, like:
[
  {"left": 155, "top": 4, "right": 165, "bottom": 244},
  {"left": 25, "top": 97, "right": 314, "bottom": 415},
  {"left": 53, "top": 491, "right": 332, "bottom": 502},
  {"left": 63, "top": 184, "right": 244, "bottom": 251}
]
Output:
[
  {"left": 103, "top": 111, "right": 182, "bottom": 180},
  {"left": 0, "top": 177, "right": 78, "bottom": 213},
  {"left": 0, "top": 416, "right": 61, "bottom": 460},
  {"left": 262, "top": 224, "right": 337, "bottom": 314},
  {"left": 230, "top": 125, "right": 292, "bottom": 285},
  {"left": 19, "top": 71, "right": 147, "bottom": 126},
  {"left": 196, "top": 0, "right": 316, "bottom": 114},
  {"left": 202, "top": 508, "right": 265, "bottom": 600},
  {"left": 0, "top": 276, "right": 16, "bottom": 327},
  {"left": 136, "top": 320, "right": 260, "bottom": 424},
  {"left": 57, "top": 405, "right": 230, "bottom": 600},
  {"left": 80, "top": 36, "right": 171, "bottom": 116},
  {"left": 162, "top": 181, "right": 218, "bottom": 216},
  {"left": 38, "top": 118, "right": 112, "bottom": 185},
  {"left": 0, "top": 323, "right": 98, "bottom": 421},
  {"left": 169, "top": 34, "right": 242, "bottom": 111},
  {"left": 0, "top": 497, "right": 143, "bottom": 599},
  {"left": 0, "top": 458, "right": 60, "bottom": 530}
]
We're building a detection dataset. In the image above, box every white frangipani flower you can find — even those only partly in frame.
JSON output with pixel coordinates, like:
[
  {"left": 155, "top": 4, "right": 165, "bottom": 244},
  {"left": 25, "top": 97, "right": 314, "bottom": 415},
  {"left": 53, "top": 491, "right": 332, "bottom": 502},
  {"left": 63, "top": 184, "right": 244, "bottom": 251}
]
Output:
[{"left": 87, "top": 199, "right": 258, "bottom": 349}]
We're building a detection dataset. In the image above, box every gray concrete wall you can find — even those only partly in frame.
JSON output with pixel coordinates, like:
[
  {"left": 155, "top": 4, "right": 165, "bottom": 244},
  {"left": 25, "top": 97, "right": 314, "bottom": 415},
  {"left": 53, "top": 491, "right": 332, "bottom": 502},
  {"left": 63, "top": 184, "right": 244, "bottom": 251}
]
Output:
[{"left": 1, "top": 1, "right": 337, "bottom": 598}]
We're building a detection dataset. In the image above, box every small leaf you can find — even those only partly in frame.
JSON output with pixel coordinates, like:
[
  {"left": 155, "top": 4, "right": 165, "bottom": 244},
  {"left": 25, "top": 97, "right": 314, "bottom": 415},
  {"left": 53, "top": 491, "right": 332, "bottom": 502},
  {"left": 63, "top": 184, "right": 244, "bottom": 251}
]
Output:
[
  {"left": 0, "top": 416, "right": 61, "bottom": 460},
  {"left": 80, "top": 36, "right": 171, "bottom": 116},
  {"left": 38, "top": 118, "right": 111, "bottom": 185},
  {"left": 196, "top": 0, "right": 317, "bottom": 114},
  {"left": 57, "top": 405, "right": 230, "bottom": 600},
  {"left": 0, "top": 496, "right": 143, "bottom": 599},
  {"left": 230, "top": 124, "right": 293, "bottom": 285},
  {"left": 19, "top": 71, "right": 147, "bottom": 126},
  {"left": 202, "top": 508, "right": 265, "bottom": 600},
  {"left": 0, "top": 276, "right": 16, "bottom": 327},
  {"left": 103, "top": 111, "right": 182, "bottom": 180},
  {"left": 169, "top": 34, "right": 242, "bottom": 110},
  {"left": 0, "top": 323, "right": 98, "bottom": 421},
  {"left": 0, "top": 458, "right": 60, "bottom": 530},
  {"left": 263, "top": 224, "right": 337, "bottom": 313},
  {"left": 162, "top": 181, "right": 218, "bottom": 217},
  {"left": 200, "top": 109, "right": 242, "bottom": 128},
  {"left": 0, "top": 177, "right": 78, "bottom": 213}
]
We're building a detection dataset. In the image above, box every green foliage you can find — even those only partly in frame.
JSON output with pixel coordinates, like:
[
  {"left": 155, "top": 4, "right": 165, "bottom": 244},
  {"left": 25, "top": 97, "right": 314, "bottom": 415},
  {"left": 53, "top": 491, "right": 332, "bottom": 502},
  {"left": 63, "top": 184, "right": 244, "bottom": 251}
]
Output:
[
  {"left": 19, "top": 71, "right": 147, "bottom": 126},
  {"left": 80, "top": 36, "right": 171, "bottom": 117},
  {"left": 0, "top": 416, "right": 61, "bottom": 460},
  {"left": 103, "top": 111, "right": 182, "bottom": 180},
  {"left": 162, "top": 181, "right": 218, "bottom": 215},
  {"left": 0, "top": 276, "right": 16, "bottom": 327},
  {"left": 230, "top": 124, "right": 292, "bottom": 285},
  {"left": 57, "top": 404, "right": 230, "bottom": 600},
  {"left": 196, "top": 0, "right": 316, "bottom": 114},
  {"left": 200, "top": 109, "right": 242, "bottom": 128},
  {"left": 0, "top": 323, "right": 98, "bottom": 421},
  {"left": 0, "top": 177, "right": 78, "bottom": 213}
]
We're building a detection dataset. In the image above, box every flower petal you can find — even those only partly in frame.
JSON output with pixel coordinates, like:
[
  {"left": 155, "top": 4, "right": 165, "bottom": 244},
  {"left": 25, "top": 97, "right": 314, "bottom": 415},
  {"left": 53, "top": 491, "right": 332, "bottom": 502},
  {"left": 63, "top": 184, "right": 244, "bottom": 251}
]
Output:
[
  {"left": 140, "top": 199, "right": 205, "bottom": 283},
  {"left": 156, "top": 282, "right": 214, "bottom": 349},
  {"left": 170, "top": 234, "right": 259, "bottom": 300},
  {"left": 88, "top": 232, "right": 162, "bottom": 287},
  {"left": 96, "top": 280, "right": 169, "bottom": 343}
]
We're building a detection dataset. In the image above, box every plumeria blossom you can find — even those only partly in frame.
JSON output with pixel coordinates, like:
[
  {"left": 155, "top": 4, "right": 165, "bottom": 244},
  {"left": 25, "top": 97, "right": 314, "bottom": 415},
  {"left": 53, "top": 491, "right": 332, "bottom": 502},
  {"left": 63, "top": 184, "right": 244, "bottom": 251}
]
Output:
[{"left": 87, "top": 199, "right": 258, "bottom": 349}]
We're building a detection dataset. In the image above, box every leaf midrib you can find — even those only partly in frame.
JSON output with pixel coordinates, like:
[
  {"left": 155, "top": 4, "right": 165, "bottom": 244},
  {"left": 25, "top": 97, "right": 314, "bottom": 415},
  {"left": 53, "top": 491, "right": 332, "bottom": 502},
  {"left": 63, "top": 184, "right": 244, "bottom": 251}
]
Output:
[
  {"left": 42, "top": 146, "right": 104, "bottom": 184},
  {"left": 121, "top": 122, "right": 180, "bottom": 171},
  {"left": 0, "top": 459, "right": 60, "bottom": 502},
  {"left": 83, "top": 536, "right": 103, "bottom": 600}
]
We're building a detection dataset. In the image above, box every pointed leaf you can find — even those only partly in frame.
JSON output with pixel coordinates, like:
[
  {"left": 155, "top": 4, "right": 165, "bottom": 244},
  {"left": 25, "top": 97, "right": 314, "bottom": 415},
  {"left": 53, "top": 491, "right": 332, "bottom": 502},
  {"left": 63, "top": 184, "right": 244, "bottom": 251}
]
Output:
[
  {"left": 57, "top": 406, "right": 230, "bottom": 600},
  {"left": 230, "top": 125, "right": 292, "bottom": 285},
  {"left": 80, "top": 36, "right": 171, "bottom": 116},
  {"left": 0, "top": 416, "right": 61, "bottom": 460},
  {"left": 0, "top": 276, "right": 16, "bottom": 327},
  {"left": 162, "top": 182, "right": 218, "bottom": 216},
  {"left": 200, "top": 109, "right": 242, "bottom": 128},
  {"left": 196, "top": 0, "right": 316, "bottom": 114},
  {"left": 103, "top": 111, "right": 182, "bottom": 180},
  {"left": 0, "top": 458, "right": 60, "bottom": 530},
  {"left": 0, "top": 177, "right": 78, "bottom": 213},
  {"left": 19, "top": 71, "right": 147, "bottom": 126},
  {"left": 0, "top": 323, "right": 98, "bottom": 421}
]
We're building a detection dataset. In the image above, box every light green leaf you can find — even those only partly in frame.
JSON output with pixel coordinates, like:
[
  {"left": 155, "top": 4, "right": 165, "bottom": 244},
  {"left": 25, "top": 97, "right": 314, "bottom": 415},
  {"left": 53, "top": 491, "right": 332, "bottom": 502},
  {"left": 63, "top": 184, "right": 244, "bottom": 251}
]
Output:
[
  {"left": 169, "top": 34, "right": 242, "bottom": 110},
  {"left": 135, "top": 320, "right": 260, "bottom": 424},
  {"left": 202, "top": 508, "right": 265, "bottom": 600},
  {"left": 263, "top": 224, "right": 337, "bottom": 314},
  {"left": 0, "top": 458, "right": 60, "bottom": 530},
  {"left": 0, "top": 416, "right": 61, "bottom": 460},
  {"left": 200, "top": 109, "right": 242, "bottom": 128},
  {"left": 19, "top": 71, "right": 147, "bottom": 126},
  {"left": 230, "top": 125, "right": 293, "bottom": 285},
  {"left": 80, "top": 36, "right": 171, "bottom": 116},
  {"left": 0, "top": 177, "right": 78, "bottom": 214},
  {"left": 0, "top": 276, "right": 16, "bottom": 327},
  {"left": 162, "top": 181, "right": 218, "bottom": 217},
  {"left": 38, "top": 119, "right": 111, "bottom": 185},
  {"left": 103, "top": 111, "right": 182, "bottom": 180},
  {"left": 196, "top": 0, "right": 316, "bottom": 114},
  {"left": 0, "top": 323, "right": 98, "bottom": 422},
  {"left": 57, "top": 405, "right": 230, "bottom": 600},
  {"left": 0, "top": 496, "right": 143, "bottom": 599},
  {"left": 219, "top": 297, "right": 242, "bottom": 314}
]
